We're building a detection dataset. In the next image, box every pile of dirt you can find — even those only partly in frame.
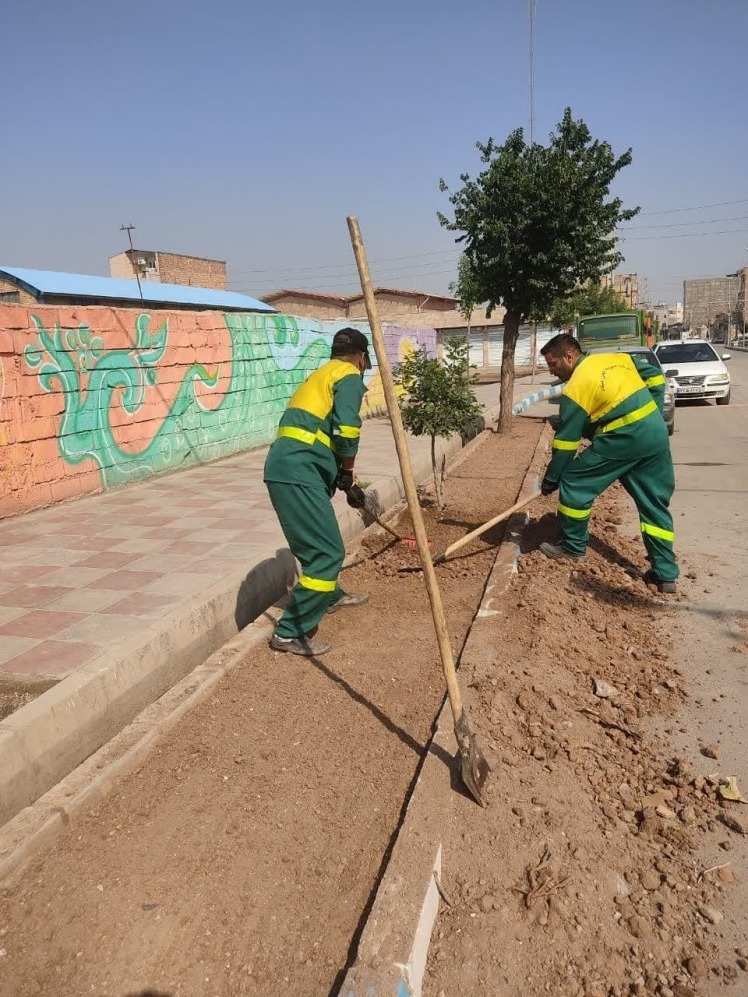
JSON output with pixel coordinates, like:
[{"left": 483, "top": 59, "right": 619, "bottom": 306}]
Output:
[
  {"left": 424, "top": 487, "right": 746, "bottom": 997},
  {"left": 0, "top": 420, "right": 543, "bottom": 997}
]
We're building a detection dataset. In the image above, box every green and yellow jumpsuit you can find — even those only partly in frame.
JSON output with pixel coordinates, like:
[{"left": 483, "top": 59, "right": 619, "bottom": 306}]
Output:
[
  {"left": 263, "top": 359, "right": 366, "bottom": 638},
  {"left": 545, "top": 352, "right": 679, "bottom": 581}
]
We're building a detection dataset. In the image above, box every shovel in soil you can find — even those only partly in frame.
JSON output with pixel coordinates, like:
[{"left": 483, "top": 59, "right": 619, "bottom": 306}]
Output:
[
  {"left": 432, "top": 491, "right": 542, "bottom": 565},
  {"left": 356, "top": 501, "right": 419, "bottom": 549},
  {"left": 348, "top": 215, "right": 490, "bottom": 807}
]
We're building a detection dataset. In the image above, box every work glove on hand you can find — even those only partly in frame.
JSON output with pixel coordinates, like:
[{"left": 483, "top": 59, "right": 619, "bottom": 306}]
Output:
[
  {"left": 334, "top": 468, "right": 354, "bottom": 494},
  {"left": 540, "top": 478, "right": 558, "bottom": 496},
  {"left": 345, "top": 483, "right": 367, "bottom": 509}
]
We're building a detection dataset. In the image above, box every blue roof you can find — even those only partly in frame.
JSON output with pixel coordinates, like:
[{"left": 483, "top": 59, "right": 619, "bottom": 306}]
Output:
[{"left": 0, "top": 266, "right": 275, "bottom": 313}]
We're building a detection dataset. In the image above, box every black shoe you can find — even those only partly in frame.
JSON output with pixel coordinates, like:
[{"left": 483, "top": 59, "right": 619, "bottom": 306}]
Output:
[
  {"left": 269, "top": 634, "right": 331, "bottom": 656},
  {"left": 642, "top": 570, "right": 677, "bottom": 594},
  {"left": 539, "top": 541, "right": 585, "bottom": 562}
]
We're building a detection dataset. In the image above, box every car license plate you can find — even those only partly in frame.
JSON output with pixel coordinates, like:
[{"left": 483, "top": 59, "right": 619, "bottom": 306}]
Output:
[{"left": 678, "top": 385, "right": 702, "bottom": 394}]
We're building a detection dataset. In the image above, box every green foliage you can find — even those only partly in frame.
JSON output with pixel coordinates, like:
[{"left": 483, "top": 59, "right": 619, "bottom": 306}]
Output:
[
  {"left": 438, "top": 109, "right": 639, "bottom": 322},
  {"left": 450, "top": 254, "right": 483, "bottom": 322},
  {"left": 395, "top": 338, "right": 482, "bottom": 506},
  {"left": 438, "top": 108, "right": 638, "bottom": 431},
  {"left": 548, "top": 283, "right": 632, "bottom": 329}
]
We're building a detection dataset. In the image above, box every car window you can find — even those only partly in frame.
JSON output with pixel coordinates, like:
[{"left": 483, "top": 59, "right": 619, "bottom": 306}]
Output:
[{"left": 655, "top": 343, "right": 719, "bottom": 364}]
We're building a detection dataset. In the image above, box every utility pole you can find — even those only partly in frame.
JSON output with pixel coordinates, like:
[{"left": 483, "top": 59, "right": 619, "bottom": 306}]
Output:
[
  {"left": 528, "top": 0, "right": 538, "bottom": 383},
  {"left": 120, "top": 223, "right": 145, "bottom": 305}
]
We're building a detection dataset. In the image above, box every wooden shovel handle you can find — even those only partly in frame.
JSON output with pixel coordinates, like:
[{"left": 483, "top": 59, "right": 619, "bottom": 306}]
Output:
[
  {"left": 439, "top": 491, "right": 542, "bottom": 561},
  {"left": 347, "top": 216, "right": 464, "bottom": 721}
]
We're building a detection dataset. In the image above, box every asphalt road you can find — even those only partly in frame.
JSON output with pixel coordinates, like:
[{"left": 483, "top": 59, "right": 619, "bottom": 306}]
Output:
[{"left": 666, "top": 349, "right": 748, "bottom": 986}]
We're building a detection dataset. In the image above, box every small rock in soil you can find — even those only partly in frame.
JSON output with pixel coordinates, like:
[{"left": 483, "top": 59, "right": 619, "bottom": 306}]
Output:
[
  {"left": 685, "top": 955, "right": 708, "bottom": 978},
  {"left": 639, "top": 870, "right": 661, "bottom": 892},
  {"left": 698, "top": 905, "right": 724, "bottom": 925},
  {"left": 720, "top": 811, "right": 748, "bottom": 835},
  {"left": 700, "top": 743, "right": 720, "bottom": 759},
  {"left": 593, "top": 678, "right": 618, "bottom": 699}
]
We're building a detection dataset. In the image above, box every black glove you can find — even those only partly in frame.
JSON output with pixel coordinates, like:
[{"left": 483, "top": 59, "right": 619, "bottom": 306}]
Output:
[
  {"left": 335, "top": 468, "right": 354, "bottom": 494},
  {"left": 540, "top": 477, "right": 558, "bottom": 496},
  {"left": 346, "top": 483, "right": 367, "bottom": 509}
]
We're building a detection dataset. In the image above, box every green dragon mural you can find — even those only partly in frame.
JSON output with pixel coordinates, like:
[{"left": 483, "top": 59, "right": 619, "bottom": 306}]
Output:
[{"left": 23, "top": 312, "right": 334, "bottom": 488}]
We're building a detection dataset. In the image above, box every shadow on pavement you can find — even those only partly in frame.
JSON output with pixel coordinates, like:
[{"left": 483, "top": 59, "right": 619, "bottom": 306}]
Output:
[{"left": 234, "top": 548, "right": 297, "bottom": 631}]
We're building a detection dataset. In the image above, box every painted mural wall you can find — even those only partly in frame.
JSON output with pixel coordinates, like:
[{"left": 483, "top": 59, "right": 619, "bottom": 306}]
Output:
[{"left": 0, "top": 304, "right": 436, "bottom": 518}]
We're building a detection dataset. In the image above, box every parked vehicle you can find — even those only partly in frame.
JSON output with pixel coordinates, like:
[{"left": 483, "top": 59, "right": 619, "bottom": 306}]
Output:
[
  {"left": 654, "top": 340, "right": 731, "bottom": 405},
  {"left": 588, "top": 345, "right": 675, "bottom": 436},
  {"left": 577, "top": 310, "right": 658, "bottom": 352}
]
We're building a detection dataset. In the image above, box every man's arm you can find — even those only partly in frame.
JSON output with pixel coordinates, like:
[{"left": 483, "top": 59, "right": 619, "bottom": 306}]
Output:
[
  {"left": 543, "top": 394, "right": 589, "bottom": 487},
  {"left": 632, "top": 354, "right": 667, "bottom": 413}
]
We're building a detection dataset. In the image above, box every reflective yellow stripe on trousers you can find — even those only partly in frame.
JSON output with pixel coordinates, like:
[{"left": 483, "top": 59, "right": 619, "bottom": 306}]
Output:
[
  {"left": 276, "top": 426, "right": 332, "bottom": 448},
  {"left": 641, "top": 522, "right": 675, "bottom": 543},
  {"left": 597, "top": 399, "right": 657, "bottom": 435},
  {"left": 558, "top": 502, "right": 592, "bottom": 520},
  {"left": 298, "top": 574, "right": 337, "bottom": 592}
]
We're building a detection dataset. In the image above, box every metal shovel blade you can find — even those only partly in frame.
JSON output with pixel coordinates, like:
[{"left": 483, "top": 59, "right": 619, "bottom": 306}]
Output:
[{"left": 454, "top": 710, "right": 491, "bottom": 807}]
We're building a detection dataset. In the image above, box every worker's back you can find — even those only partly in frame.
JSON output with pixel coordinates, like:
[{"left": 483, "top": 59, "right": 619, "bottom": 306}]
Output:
[
  {"left": 564, "top": 353, "right": 667, "bottom": 455},
  {"left": 264, "top": 359, "right": 365, "bottom": 492}
]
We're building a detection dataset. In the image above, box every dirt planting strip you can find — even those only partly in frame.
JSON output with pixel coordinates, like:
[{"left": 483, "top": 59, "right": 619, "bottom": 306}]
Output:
[
  {"left": 424, "top": 488, "right": 744, "bottom": 997},
  {"left": 0, "top": 418, "right": 543, "bottom": 997}
]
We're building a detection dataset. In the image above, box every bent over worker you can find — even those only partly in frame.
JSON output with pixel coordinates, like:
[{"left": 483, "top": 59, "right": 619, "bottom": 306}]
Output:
[
  {"left": 538, "top": 334, "right": 679, "bottom": 593},
  {"left": 263, "top": 327, "right": 371, "bottom": 656}
]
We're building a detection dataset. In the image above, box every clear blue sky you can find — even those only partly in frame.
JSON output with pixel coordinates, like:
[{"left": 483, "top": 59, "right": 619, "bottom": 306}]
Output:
[{"left": 2, "top": 0, "right": 746, "bottom": 305}]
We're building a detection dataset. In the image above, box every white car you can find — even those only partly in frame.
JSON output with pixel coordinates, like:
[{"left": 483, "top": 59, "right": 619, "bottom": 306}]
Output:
[{"left": 654, "top": 339, "right": 731, "bottom": 406}]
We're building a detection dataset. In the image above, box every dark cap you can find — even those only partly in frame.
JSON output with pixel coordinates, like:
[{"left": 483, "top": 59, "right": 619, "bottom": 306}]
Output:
[
  {"left": 332, "top": 327, "right": 370, "bottom": 356},
  {"left": 331, "top": 327, "right": 372, "bottom": 368}
]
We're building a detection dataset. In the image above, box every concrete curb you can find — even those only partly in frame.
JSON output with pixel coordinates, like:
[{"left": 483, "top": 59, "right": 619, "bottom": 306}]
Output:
[{"left": 340, "top": 421, "right": 553, "bottom": 997}]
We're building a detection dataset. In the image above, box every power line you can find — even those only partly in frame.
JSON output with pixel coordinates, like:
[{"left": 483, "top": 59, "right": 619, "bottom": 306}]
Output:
[
  {"left": 635, "top": 196, "right": 748, "bottom": 217},
  {"left": 229, "top": 256, "right": 460, "bottom": 291},
  {"left": 231, "top": 265, "right": 460, "bottom": 297},
  {"left": 621, "top": 226, "right": 748, "bottom": 242},
  {"left": 227, "top": 247, "right": 460, "bottom": 277},
  {"left": 621, "top": 213, "right": 748, "bottom": 232}
]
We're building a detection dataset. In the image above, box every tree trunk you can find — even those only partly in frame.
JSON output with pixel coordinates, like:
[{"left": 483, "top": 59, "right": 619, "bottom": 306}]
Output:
[
  {"left": 498, "top": 309, "right": 521, "bottom": 434},
  {"left": 431, "top": 434, "right": 444, "bottom": 508}
]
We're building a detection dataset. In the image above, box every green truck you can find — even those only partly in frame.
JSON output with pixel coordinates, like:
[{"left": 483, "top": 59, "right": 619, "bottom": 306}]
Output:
[{"left": 577, "top": 310, "right": 658, "bottom": 351}]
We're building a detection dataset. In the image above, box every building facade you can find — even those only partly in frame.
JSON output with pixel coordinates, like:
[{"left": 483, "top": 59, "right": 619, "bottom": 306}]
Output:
[
  {"left": 109, "top": 250, "right": 228, "bottom": 291},
  {"left": 601, "top": 272, "right": 639, "bottom": 309},
  {"left": 260, "top": 286, "right": 506, "bottom": 331},
  {"left": 683, "top": 273, "right": 743, "bottom": 332}
]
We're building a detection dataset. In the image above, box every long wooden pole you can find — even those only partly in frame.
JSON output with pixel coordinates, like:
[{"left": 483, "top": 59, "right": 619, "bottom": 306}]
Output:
[
  {"left": 434, "top": 491, "right": 541, "bottom": 564},
  {"left": 347, "top": 217, "right": 466, "bottom": 723}
]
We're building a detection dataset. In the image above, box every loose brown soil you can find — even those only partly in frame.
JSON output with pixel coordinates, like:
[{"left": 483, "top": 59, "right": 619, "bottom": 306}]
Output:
[
  {"left": 0, "top": 418, "right": 542, "bottom": 997},
  {"left": 424, "top": 487, "right": 743, "bottom": 997}
]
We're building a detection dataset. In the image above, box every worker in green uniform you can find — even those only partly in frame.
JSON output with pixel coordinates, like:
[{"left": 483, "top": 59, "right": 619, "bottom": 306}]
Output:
[
  {"left": 538, "top": 334, "right": 679, "bottom": 593},
  {"left": 264, "top": 327, "right": 372, "bottom": 656}
]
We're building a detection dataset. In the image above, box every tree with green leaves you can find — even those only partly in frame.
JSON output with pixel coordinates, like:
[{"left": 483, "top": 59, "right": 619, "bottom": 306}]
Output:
[
  {"left": 395, "top": 337, "right": 481, "bottom": 509},
  {"left": 440, "top": 108, "right": 639, "bottom": 433},
  {"left": 548, "top": 282, "right": 632, "bottom": 330}
]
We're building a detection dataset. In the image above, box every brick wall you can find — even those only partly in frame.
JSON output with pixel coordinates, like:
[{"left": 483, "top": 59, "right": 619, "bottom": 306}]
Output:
[
  {"left": 0, "top": 304, "right": 436, "bottom": 518},
  {"left": 261, "top": 295, "right": 349, "bottom": 320},
  {"left": 155, "top": 253, "right": 227, "bottom": 290},
  {"left": 0, "top": 277, "right": 36, "bottom": 307}
]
